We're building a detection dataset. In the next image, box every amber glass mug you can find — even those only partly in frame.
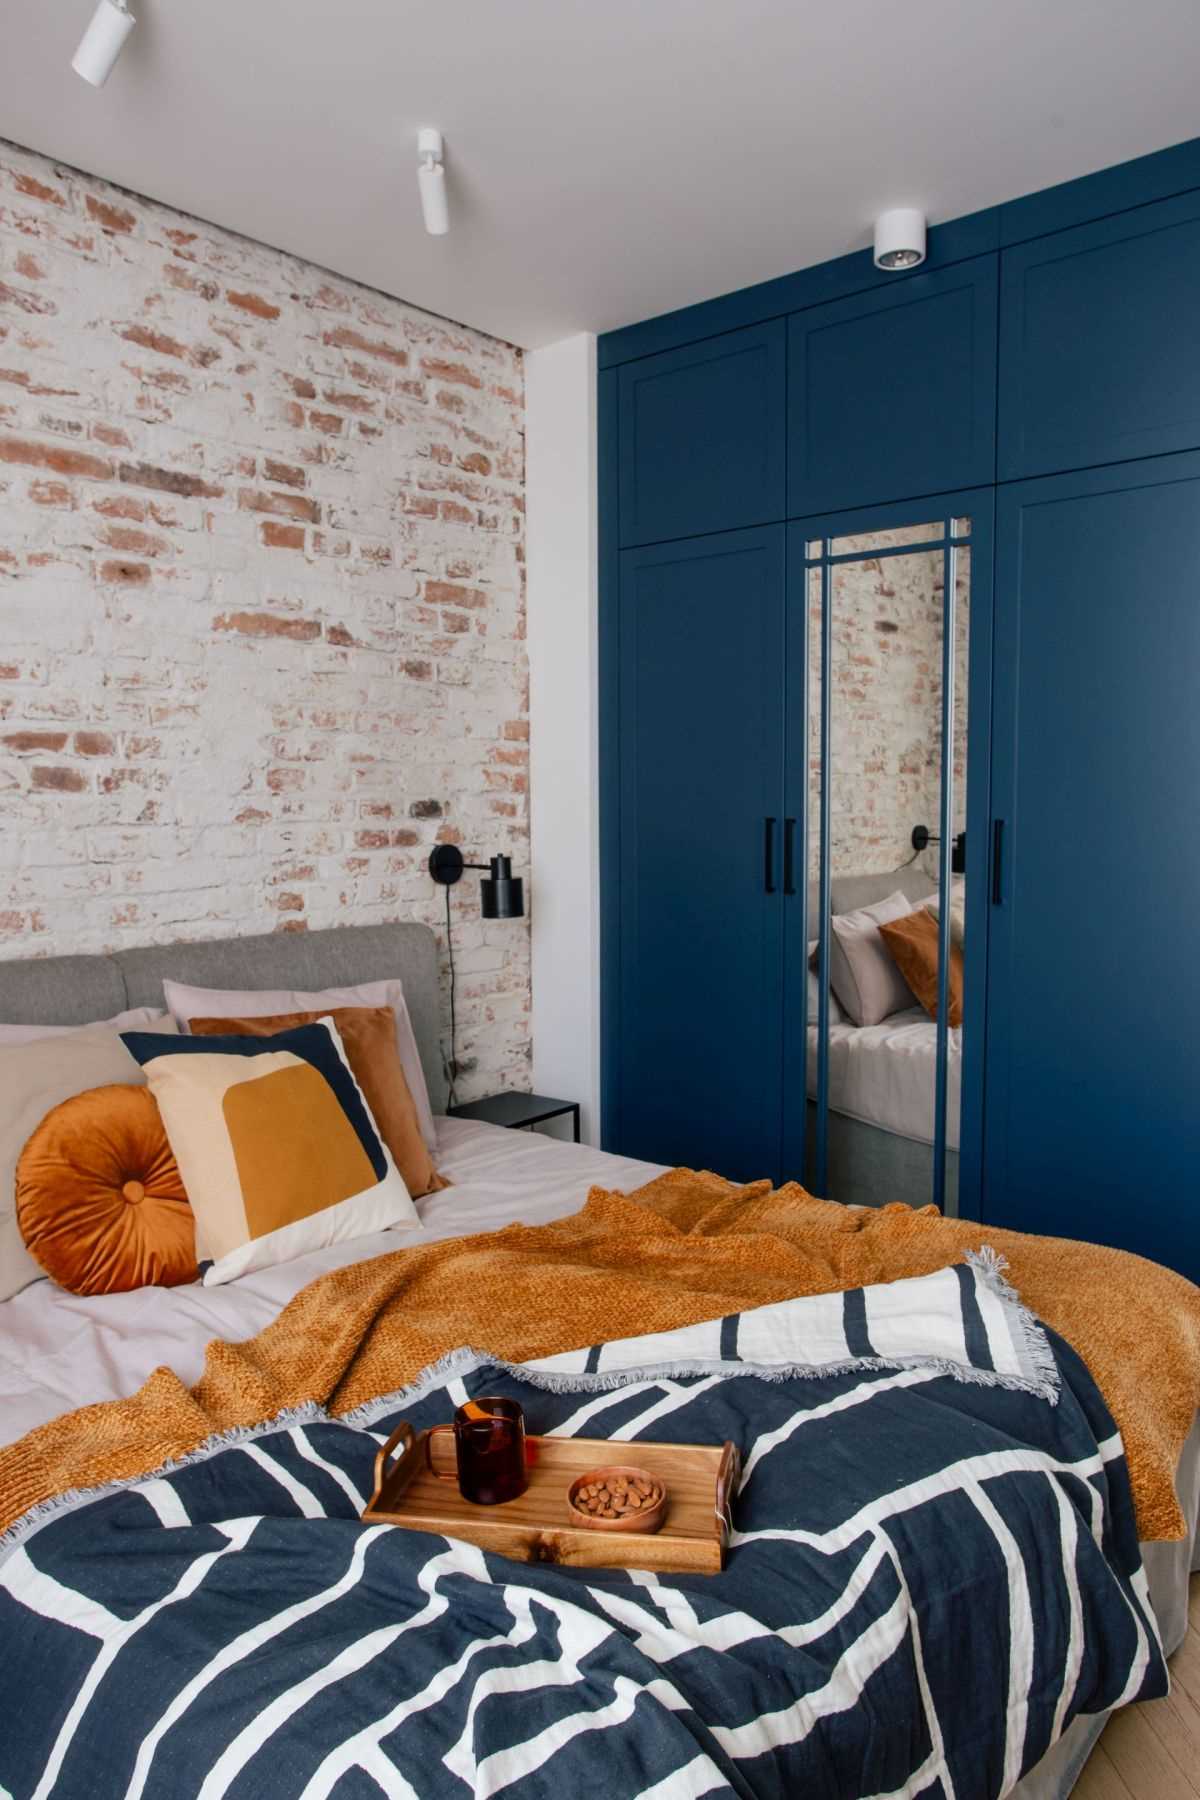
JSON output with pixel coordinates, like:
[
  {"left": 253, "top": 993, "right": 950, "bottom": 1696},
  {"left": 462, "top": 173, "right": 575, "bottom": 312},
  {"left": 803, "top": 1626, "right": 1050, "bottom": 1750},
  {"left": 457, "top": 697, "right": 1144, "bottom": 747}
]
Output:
[{"left": 426, "top": 1396, "right": 528, "bottom": 1505}]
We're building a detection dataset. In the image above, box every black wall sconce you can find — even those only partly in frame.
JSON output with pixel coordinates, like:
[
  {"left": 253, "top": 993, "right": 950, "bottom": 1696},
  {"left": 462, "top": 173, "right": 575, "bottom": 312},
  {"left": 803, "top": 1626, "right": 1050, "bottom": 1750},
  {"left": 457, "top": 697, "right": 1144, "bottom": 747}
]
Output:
[
  {"left": 429, "top": 844, "right": 525, "bottom": 1108},
  {"left": 428, "top": 845, "right": 525, "bottom": 918},
  {"left": 911, "top": 825, "right": 967, "bottom": 876}
]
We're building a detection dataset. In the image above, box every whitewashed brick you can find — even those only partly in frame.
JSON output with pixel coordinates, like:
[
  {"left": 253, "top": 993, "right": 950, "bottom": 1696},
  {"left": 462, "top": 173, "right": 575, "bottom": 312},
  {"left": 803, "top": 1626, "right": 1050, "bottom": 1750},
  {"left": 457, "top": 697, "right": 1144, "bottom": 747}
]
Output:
[{"left": 0, "top": 139, "right": 530, "bottom": 1099}]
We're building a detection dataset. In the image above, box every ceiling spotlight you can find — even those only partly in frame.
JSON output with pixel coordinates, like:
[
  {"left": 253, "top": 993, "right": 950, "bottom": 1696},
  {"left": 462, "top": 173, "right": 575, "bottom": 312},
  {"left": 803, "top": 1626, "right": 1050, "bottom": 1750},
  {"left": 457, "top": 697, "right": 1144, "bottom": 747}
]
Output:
[
  {"left": 72, "top": 0, "right": 136, "bottom": 88},
  {"left": 873, "top": 208, "right": 927, "bottom": 272},
  {"left": 417, "top": 128, "right": 449, "bottom": 237}
]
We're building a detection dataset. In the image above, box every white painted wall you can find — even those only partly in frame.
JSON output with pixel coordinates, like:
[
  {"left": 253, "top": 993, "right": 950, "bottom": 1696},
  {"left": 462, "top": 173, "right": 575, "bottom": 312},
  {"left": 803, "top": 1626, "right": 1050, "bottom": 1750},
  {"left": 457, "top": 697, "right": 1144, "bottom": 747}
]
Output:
[{"left": 525, "top": 333, "right": 601, "bottom": 1143}]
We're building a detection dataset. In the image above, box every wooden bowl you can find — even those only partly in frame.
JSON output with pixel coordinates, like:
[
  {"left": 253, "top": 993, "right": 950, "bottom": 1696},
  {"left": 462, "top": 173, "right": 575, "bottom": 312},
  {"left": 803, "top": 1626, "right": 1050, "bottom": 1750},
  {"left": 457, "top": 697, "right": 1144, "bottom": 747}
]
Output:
[{"left": 566, "top": 1464, "right": 668, "bottom": 1534}]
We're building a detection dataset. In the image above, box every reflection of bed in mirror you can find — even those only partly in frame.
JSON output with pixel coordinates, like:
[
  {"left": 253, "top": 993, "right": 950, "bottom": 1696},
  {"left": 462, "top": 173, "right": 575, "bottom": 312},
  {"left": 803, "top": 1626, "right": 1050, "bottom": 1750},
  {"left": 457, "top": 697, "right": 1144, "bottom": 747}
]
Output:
[
  {"left": 803, "top": 516, "right": 971, "bottom": 1218},
  {"left": 804, "top": 866, "right": 960, "bottom": 1214}
]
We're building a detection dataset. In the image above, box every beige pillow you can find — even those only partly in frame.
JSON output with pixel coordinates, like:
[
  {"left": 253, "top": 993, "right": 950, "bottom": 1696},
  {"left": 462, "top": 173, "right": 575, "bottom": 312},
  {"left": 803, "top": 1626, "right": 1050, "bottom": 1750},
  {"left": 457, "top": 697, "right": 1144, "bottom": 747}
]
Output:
[
  {"left": 0, "top": 1016, "right": 178, "bottom": 1300},
  {"left": 0, "top": 1007, "right": 166, "bottom": 1048},
  {"left": 828, "top": 890, "right": 919, "bottom": 1026}
]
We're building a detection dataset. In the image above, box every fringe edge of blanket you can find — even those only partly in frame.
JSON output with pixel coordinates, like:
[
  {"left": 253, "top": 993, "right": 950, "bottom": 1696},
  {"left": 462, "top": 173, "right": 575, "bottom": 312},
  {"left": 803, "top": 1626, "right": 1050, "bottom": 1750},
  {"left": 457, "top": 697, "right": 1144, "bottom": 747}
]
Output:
[{"left": 0, "top": 1246, "right": 1061, "bottom": 1565}]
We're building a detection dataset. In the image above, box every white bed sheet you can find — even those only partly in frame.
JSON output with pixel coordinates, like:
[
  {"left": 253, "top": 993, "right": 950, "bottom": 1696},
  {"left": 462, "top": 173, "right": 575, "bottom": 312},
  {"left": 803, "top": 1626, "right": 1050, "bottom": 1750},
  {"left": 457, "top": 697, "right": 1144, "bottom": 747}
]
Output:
[
  {"left": 0, "top": 1119, "right": 666, "bottom": 1450},
  {"left": 807, "top": 1010, "right": 961, "bottom": 1151}
]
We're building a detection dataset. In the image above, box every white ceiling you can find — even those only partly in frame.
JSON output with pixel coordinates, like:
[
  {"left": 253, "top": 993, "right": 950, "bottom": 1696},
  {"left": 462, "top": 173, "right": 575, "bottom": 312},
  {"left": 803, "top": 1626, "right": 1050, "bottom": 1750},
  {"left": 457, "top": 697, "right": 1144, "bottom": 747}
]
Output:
[{"left": 4, "top": 0, "right": 1200, "bottom": 349}]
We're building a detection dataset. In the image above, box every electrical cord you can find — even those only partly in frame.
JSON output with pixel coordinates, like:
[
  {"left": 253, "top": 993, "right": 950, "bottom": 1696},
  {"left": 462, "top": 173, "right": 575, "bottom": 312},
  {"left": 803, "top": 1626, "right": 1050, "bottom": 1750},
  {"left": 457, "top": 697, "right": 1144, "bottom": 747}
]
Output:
[{"left": 444, "top": 881, "right": 458, "bottom": 1109}]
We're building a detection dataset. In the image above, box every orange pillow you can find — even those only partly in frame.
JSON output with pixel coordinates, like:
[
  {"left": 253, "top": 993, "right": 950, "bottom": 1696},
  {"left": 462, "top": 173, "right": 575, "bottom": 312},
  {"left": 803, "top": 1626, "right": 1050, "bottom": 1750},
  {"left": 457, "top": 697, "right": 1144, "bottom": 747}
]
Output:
[
  {"left": 877, "top": 907, "right": 964, "bottom": 1028},
  {"left": 189, "top": 1006, "right": 449, "bottom": 1201},
  {"left": 16, "top": 1085, "right": 196, "bottom": 1294}
]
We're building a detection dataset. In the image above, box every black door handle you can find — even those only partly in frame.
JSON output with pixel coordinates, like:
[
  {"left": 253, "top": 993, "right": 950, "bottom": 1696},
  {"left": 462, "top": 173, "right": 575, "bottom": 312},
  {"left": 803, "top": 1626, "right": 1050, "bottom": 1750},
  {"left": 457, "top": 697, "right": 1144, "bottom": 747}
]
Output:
[
  {"left": 991, "top": 819, "right": 1005, "bottom": 905},
  {"left": 763, "top": 817, "right": 776, "bottom": 894},
  {"left": 783, "top": 817, "right": 796, "bottom": 895}
]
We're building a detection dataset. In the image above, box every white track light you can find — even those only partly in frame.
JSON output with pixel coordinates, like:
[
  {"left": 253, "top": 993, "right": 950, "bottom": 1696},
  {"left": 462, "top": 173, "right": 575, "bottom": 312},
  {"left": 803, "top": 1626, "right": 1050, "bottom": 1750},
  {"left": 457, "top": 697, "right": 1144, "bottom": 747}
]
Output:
[
  {"left": 873, "top": 208, "right": 927, "bottom": 271},
  {"left": 417, "top": 128, "right": 449, "bottom": 237},
  {"left": 72, "top": 0, "right": 136, "bottom": 87}
]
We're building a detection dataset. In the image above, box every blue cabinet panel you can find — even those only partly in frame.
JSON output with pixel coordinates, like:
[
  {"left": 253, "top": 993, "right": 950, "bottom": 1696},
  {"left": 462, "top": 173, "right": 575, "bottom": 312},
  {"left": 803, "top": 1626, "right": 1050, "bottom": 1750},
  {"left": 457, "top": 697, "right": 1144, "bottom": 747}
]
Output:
[
  {"left": 999, "top": 190, "right": 1200, "bottom": 479},
  {"left": 985, "top": 455, "right": 1200, "bottom": 1279},
  {"left": 787, "top": 257, "right": 998, "bottom": 516},
  {"left": 613, "top": 528, "right": 785, "bottom": 1177},
  {"left": 617, "top": 324, "right": 785, "bottom": 546}
]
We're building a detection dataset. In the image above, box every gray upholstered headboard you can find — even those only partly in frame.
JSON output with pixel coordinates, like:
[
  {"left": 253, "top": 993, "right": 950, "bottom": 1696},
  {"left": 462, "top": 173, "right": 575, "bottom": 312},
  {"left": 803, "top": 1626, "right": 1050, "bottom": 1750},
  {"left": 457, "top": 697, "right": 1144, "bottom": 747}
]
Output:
[
  {"left": 0, "top": 922, "right": 448, "bottom": 1113},
  {"left": 813, "top": 866, "right": 938, "bottom": 921}
]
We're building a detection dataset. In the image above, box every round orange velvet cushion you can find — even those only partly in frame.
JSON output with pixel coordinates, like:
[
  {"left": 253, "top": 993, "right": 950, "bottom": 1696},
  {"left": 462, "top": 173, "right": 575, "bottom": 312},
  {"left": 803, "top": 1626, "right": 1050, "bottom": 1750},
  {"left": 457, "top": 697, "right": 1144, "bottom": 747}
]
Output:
[{"left": 16, "top": 1084, "right": 197, "bottom": 1294}]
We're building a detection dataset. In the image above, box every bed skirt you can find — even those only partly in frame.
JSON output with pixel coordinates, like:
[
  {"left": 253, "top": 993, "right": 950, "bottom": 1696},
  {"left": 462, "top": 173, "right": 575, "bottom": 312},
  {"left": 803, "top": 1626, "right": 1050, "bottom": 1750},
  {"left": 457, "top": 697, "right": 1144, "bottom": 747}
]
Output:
[
  {"left": 805, "top": 1100, "right": 960, "bottom": 1215},
  {"left": 1013, "top": 1411, "right": 1200, "bottom": 1799}
]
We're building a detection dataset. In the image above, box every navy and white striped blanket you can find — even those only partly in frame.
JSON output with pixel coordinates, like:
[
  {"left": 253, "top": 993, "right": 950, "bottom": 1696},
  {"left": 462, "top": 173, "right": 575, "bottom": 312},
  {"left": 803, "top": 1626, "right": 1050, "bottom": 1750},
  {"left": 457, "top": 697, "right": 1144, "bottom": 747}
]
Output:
[{"left": 0, "top": 1258, "right": 1165, "bottom": 1799}]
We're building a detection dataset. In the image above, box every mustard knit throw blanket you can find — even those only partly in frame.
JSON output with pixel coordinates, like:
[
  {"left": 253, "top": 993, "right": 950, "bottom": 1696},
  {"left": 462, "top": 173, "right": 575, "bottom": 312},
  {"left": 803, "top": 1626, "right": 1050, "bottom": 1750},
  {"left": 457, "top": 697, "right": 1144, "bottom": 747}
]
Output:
[{"left": 4, "top": 1171, "right": 1198, "bottom": 1541}]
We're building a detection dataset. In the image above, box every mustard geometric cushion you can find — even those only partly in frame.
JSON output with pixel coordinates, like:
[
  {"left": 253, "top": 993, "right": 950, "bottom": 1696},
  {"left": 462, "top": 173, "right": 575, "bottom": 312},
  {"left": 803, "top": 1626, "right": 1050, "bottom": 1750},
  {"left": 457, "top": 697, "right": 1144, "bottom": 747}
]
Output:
[
  {"left": 224, "top": 1061, "right": 377, "bottom": 1238},
  {"left": 120, "top": 1017, "right": 418, "bottom": 1285}
]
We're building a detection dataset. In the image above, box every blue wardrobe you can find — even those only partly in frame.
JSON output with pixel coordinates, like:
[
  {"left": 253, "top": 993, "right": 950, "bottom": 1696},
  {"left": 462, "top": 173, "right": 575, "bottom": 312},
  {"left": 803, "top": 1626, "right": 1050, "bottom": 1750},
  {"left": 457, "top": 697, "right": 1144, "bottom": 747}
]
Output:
[{"left": 600, "top": 137, "right": 1200, "bottom": 1281}]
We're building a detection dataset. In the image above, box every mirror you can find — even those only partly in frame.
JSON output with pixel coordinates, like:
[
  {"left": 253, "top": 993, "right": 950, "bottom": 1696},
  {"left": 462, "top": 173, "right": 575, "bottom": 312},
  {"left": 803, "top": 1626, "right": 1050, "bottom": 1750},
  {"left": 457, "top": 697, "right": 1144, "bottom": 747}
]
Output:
[{"left": 804, "top": 519, "right": 969, "bottom": 1215}]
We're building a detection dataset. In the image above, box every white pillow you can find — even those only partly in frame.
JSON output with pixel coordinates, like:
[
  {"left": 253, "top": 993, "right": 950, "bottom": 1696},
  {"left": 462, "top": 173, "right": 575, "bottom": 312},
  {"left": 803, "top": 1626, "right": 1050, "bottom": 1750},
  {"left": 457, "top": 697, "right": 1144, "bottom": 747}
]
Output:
[
  {"left": 0, "top": 1007, "right": 167, "bottom": 1048},
  {"left": 924, "top": 879, "right": 967, "bottom": 951},
  {"left": 163, "top": 976, "right": 437, "bottom": 1154},
  {"left": 0, "top": 1016, "right": 179, "bottom": 1300},
  {"left": 806, "top": 940, "right": 846, "bottom": 1026},
  {"left": 829, "top": 891, "right": 919, "bottom": 1026}
]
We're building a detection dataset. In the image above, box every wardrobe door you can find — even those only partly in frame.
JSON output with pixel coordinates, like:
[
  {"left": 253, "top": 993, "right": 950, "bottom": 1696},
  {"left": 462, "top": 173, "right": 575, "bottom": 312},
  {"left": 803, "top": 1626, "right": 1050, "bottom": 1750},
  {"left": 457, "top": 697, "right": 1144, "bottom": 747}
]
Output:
[
  {"left": 613, "top": 527, "right": 785, "bottom": 1178},
  {"left": 788, "top": 257, "right": 998, "bottom": 516},
  {"left": 985, "top": 454, "right": 1200, "bottom": 1279},
  {"left": 999, "top": 189, "right": 1200, "bottom": 480},
  {"left": 618, "top": 324, "right": 786, "bottom": 547}
]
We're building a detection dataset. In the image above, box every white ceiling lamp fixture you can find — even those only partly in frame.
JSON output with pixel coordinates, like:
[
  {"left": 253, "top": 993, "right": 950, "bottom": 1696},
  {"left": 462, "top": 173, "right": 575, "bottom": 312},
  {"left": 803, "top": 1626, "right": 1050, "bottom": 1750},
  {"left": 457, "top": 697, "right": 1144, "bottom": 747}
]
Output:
[
  {"left": 72, "top": 0, "right": 136, "bottom": 88},
  {"left": 417, "top": 127, "right": 449, "bottom": 237},
  {"left": 873, "top": 208, "right": 926, "bottom": 271}
]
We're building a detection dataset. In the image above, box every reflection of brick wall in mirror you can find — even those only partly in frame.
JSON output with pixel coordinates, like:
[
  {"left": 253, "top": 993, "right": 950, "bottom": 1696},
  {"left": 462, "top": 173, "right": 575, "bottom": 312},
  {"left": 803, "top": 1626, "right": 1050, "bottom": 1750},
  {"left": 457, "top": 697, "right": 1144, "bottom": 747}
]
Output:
[{"left": 807, "top": 532, "right": 970, "bottom": 882}]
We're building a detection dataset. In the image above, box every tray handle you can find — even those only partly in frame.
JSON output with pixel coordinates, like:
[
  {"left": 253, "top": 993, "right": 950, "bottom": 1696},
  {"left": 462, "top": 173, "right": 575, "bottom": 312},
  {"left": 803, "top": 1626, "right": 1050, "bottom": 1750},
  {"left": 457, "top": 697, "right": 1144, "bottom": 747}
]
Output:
[
  {"left": 714, "top": 1439, "right": 741, "bottom": 1540},
  {"left": 371, "top": 1419, "right": 416, "bottom": 1506}
]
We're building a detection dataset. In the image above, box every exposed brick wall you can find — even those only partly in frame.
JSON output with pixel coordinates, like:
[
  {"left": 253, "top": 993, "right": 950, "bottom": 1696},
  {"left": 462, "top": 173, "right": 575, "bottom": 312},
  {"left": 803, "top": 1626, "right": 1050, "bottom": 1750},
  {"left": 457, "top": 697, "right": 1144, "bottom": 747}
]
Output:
[
  {"left": 810, "top": 534, "right": 970, "bottom": 883},
  {"left": 0, "top": 139, "right": 529, "bottom": 1099}
]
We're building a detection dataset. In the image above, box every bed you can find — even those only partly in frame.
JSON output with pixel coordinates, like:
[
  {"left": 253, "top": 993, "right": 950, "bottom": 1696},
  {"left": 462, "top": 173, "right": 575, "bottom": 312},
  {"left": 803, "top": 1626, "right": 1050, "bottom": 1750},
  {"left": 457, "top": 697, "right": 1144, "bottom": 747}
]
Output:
[
  {"left": 810, "top": 868, "right": 962, "bottom": 1213},
  {"left": 0, "top": 1115, "right": 664, "bottom": 1446},
  {"left": 0, "top": 921, "right": 1196, "bottom": 1800}
]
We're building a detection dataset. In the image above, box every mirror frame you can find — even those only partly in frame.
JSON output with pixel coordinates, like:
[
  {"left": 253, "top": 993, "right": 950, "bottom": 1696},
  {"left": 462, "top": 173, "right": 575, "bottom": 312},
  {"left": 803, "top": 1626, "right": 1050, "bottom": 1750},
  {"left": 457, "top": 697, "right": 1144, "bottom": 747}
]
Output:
[{"left": 783, "top": 489, "right": 995, "bottom": 1219}]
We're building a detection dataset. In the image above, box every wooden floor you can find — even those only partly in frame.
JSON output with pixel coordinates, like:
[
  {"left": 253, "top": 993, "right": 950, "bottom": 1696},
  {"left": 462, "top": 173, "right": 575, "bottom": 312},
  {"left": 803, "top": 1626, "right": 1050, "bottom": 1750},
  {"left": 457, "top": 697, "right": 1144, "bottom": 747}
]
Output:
[{"left": 1074, "top": 1575, "right": 1200, "bottom": 1798}]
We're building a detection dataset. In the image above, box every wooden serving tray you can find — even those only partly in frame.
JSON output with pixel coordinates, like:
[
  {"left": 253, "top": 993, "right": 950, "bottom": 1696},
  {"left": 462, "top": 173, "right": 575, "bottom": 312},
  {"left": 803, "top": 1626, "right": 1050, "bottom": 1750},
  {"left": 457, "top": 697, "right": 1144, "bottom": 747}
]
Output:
[{"left": 364, "top": 1421, "right": 740, "bottom": 1574}]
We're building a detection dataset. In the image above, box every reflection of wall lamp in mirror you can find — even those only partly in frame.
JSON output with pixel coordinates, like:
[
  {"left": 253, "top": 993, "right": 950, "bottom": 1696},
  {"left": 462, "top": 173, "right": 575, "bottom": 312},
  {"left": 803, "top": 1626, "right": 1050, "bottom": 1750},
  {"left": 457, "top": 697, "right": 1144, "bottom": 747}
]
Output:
[{"left": 911, "top": 825, "right": 966, "bottom": 875}]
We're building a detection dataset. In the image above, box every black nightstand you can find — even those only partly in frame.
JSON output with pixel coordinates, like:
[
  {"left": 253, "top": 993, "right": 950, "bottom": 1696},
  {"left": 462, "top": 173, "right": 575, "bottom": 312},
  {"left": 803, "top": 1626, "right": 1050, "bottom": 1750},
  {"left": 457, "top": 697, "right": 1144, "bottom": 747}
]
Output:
[{"left": 446, "top": 1092, "right": 581, "bottom": 1143}]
